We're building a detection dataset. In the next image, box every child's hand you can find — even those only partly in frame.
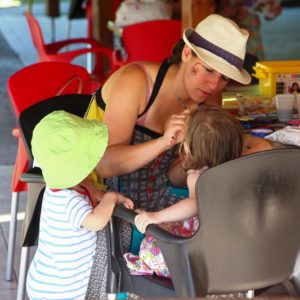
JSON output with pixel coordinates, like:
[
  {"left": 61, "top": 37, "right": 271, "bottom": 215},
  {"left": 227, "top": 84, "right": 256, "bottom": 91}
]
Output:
[
  {"left": 134, "top": 211, "right": 157, "bottom": 233},
  {"left": 92, "top": 189, "right": 105, "bottom": 206},
  {"left": 186, "top": 169, "right": 203, "bottom": 198},
  {"left": 116, "top": 193, "right": 134, "bottom": 209},
  {"left": 78, "top": 178, "right": 105, "bottom": 207}
]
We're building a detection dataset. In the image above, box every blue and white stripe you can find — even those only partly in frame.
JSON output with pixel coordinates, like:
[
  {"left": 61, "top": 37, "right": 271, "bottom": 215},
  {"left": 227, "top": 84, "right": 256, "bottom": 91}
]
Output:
[{"left": 26, "top": 187, "right": 97, "bottom": 299}]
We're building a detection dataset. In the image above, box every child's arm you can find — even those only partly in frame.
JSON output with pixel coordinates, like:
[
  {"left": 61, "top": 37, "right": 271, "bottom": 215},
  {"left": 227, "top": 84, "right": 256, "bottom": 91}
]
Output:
[
  {"left": 135, "top": 170, "right": 200, "bottom": 233},
  {"left": 80, "top": 177, "right": 105, "bottom": 206},
  {"left": 82, "top": 192, "right": 134, "bottom": 231},
  {"left": 135, "top": 197, "right": 197, "bottom": 233}
]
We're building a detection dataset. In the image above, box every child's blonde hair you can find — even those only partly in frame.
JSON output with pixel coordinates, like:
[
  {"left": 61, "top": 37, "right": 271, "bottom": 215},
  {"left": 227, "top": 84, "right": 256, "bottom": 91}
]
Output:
[{"left": 182, "top": 105, "right": 244, "bottom": 170}]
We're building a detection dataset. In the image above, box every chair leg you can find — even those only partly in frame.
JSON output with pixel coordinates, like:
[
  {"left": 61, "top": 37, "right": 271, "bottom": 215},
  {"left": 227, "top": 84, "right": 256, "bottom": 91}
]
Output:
[
  {"left": 17, "top": 247, "right": 30, "bottom": 300},
  {"left": 65, "top": 19, "right": 72, "bottom": 40},
  {"left": 50, "top": 18, "right": 56, "bottom": 43},
  {"left": 6, "top": 191, "right": 20, "bottom": 281},
  {"left": 87, "top": 46, "right": 93, "bottom": 74}
]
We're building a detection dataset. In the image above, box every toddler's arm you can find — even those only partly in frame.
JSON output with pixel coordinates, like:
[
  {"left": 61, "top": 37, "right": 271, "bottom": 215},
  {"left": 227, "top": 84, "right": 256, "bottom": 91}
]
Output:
[
  {"left": 135, "top": 196, "right": 197, "bottom": 233},
  {"left": 135, "top": 169, "right": 202, "bottom": 233},
  {"left": 82, "top": 191, "right": 133, "bottom": 231},
  {"left": 80, "top": 178, "right": 105, "bottom": 207}
]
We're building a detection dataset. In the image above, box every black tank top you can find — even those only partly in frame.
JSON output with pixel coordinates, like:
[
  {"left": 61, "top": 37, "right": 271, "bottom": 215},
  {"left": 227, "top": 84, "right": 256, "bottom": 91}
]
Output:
[{"left": 94, "top": 59, "right": 171, "bottom": 122}]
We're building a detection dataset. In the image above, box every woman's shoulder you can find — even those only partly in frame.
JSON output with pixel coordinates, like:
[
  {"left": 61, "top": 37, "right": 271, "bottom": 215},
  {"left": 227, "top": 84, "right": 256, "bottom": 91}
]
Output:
[
  {"left": 116, "top": 61, "right": 159, "bottom": 77},
  {"left": 103, "top": 61, "right": 160, "bottom": 94},
  {"left": 126, "top": 61, "right": 162, "bottom": 80}
]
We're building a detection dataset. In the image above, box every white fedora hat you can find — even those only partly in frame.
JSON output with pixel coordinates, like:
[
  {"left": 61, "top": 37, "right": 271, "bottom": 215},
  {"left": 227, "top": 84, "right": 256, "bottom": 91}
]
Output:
[{"left": 183, "top": 14, "right": 251, "bottom": 84}]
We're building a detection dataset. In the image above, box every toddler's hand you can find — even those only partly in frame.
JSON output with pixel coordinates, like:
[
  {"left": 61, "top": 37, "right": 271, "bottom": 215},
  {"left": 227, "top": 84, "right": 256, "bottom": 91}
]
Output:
[
  {"left": 134, "top": 211, "right": 157, "bottom": 233},
  {"left": 78, "top": 178, "right": 104, "bottom": 207},
  {"left": 92, "top": 189, "right": 105, "bottom": 206},
  {"left": 116, "top": 193, "right": 134, "bottom": 209}
]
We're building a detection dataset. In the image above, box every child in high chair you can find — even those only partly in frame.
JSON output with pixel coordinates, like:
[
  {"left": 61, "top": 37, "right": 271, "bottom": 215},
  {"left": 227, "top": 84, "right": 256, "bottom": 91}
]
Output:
[
  {"left": 124, "top": 104, "right": 257, "bottom": 277},
  {"left": 26, "top": 110, "right": 133, "bottom": 300}
]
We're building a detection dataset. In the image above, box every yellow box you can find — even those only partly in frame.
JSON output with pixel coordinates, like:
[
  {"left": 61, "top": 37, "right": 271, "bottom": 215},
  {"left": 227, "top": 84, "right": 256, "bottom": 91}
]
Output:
[{"left": 253, "top": 60, "right": 300, "bottom": 97}]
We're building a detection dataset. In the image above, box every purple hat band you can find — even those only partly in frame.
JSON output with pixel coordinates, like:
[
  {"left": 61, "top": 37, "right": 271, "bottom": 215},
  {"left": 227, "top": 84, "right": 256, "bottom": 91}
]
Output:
[{"left": 188, "top": 31, "right": 244, "bottom": 69}]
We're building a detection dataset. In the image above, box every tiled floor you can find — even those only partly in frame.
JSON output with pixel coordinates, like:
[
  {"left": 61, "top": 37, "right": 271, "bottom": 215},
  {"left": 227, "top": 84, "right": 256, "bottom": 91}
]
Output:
[{"left": 0, "top": 2, "right": 299, "bottom": 300}]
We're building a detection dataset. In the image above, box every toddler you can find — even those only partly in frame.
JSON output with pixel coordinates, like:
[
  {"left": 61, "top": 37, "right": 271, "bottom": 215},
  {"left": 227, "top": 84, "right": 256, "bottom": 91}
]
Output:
[
  {"left": 124, "top": 105, "right": 244, "bottom": 277},
  {"left": 26, "top": 110, "right": 133, "bottom": 299}
]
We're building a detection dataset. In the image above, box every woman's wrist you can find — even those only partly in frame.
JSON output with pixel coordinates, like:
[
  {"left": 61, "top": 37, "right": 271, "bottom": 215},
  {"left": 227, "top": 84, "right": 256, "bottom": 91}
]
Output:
[{"left": 158, "top": 135, "right": 176, "bottom": 151}]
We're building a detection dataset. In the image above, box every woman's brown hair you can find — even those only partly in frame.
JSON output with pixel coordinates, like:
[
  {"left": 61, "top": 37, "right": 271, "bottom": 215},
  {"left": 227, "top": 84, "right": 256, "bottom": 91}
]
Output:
[
  {"left": 168, "top": 39, "right": 197, "bottom": 65},
  {"left": 182, "top": 105, "right": 244, "bottom": 170}
]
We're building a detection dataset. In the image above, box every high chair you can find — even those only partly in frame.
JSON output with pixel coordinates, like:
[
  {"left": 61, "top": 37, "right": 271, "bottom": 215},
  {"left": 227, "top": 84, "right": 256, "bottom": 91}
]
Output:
[{"left": 109, "top": 148, "right": 300, "bottom": 298}]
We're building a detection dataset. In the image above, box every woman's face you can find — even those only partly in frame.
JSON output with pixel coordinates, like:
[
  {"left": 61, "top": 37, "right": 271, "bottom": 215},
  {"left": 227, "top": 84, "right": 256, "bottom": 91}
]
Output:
[{"left": 182, "top": 46, "right": 230, "bottom": 104}]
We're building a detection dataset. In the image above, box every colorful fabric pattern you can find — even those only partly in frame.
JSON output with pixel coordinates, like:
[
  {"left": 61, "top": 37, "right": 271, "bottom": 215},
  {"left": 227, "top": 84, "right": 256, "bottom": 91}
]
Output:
[{"left": 124, "top": 217, "right": 199, "bottom": 278}]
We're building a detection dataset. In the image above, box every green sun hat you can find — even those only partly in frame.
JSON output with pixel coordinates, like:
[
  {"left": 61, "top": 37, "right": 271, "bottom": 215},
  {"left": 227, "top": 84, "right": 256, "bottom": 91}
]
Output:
[{"left": 31, "top": 110, "right": 108, "bottom": 189}]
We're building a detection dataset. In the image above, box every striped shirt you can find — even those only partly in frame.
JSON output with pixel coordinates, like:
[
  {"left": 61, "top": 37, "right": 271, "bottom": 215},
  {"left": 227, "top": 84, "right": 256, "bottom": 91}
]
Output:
[{"left": 26, "top": 187, "right": 96, "bottom": 300}]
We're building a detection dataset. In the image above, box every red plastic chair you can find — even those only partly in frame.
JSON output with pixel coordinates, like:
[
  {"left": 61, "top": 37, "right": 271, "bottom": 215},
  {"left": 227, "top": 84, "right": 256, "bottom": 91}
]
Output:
[
  {"left": 5, "top": 61, "right": 95, "bottom": 281},
  {"left": 113, "top": 19, "right": 182, "bottom": 67},
  {"left": 24, "top": 11, "right": 117, "bottom": 84}
]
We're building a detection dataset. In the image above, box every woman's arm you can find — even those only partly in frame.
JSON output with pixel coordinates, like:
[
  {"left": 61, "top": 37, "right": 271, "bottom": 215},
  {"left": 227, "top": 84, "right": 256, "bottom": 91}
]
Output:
[
  {"left": 96, "top": 64, "right": 187, "bottom": 178},
  {"left": 97, "top": 113, "right": 187, "bottom": 177},
  {"left": 242, "top": 135, "right": 272, "bottom": 155}
]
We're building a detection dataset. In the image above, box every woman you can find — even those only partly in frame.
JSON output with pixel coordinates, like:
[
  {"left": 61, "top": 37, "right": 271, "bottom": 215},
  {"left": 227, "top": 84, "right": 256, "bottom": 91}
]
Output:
[{"left": 85, "top": 14, "right": 271, "bottom": 298}]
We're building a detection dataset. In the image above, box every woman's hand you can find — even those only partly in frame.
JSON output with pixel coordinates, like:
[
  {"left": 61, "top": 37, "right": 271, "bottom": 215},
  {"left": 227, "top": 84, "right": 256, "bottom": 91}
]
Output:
[
  {"left": 162, "top": 109, "right": 190, "bottom": 148},
  {"left": 135, "top": 211, "right": 159, "bottom": 233}
]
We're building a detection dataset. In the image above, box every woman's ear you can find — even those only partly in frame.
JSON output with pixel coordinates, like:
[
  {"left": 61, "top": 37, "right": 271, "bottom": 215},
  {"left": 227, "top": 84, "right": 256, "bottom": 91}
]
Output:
[{"left": 182, "top": 45, "right": 192, "bottom": 62}]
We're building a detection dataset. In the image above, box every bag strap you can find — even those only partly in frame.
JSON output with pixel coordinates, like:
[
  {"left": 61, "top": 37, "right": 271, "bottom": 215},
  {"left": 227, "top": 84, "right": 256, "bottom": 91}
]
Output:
[{"left": 56, "top": 75, "right": 84, "bottom": 95}]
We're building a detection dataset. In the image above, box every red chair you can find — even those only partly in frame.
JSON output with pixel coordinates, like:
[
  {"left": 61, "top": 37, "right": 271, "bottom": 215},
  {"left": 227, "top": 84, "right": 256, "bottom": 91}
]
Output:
[
  {"left": 5, "top": 61, "right": 95, "bottom": 281},
  {"left": 113, "top": 19, "right": 182, "bottom": 67},
  {"left": 24, "top": 11, "right": 117, "bottom": 84}
]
